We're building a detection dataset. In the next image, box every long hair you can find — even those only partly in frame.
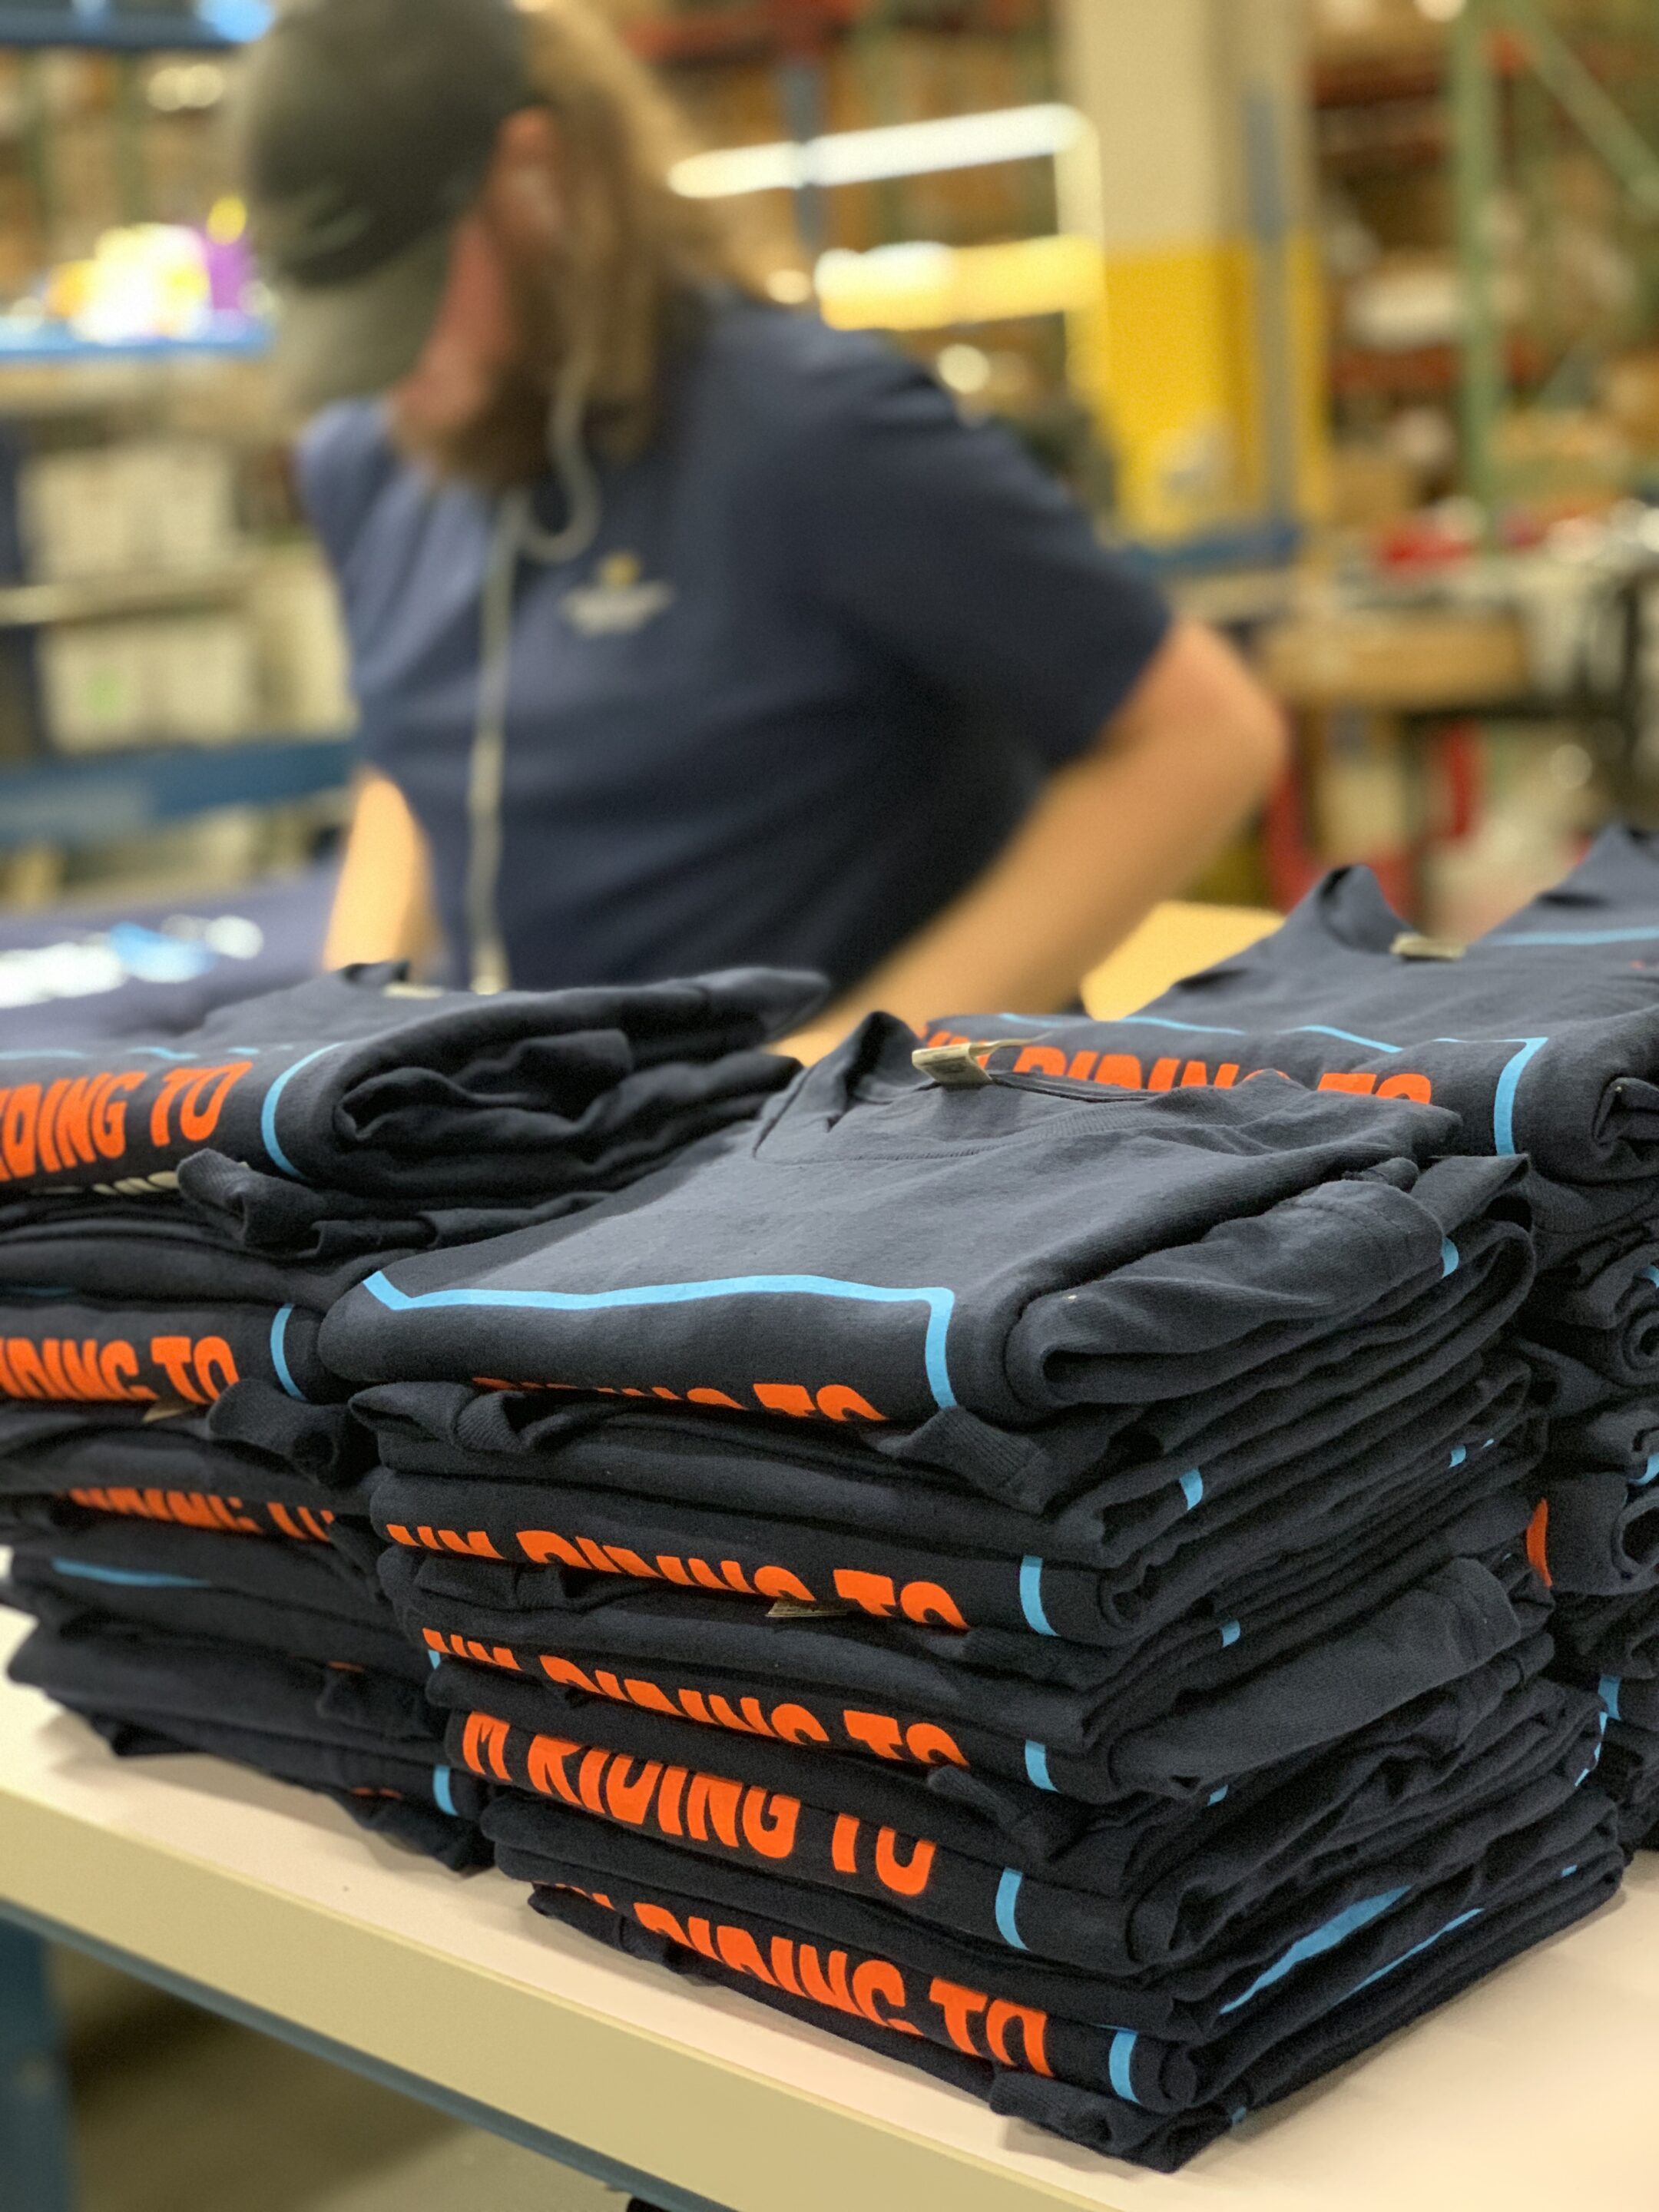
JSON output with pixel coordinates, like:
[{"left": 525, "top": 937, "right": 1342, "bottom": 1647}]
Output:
[{"left": 518, "top": 0, "right": 755, "bottom": 450}]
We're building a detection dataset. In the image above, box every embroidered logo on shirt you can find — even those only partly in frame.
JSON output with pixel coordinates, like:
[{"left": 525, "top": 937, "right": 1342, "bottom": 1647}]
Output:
[{"left": 562, "top": 551, "right": 675, "bottom": 638}]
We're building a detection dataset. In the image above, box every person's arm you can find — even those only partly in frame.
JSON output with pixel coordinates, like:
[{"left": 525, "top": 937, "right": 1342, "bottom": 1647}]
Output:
[
  {"left": 780, "top": 619, "right": 1286, "bottom": 1059},
  {"left": 322, "top": 770, "right": 440, "bottom": 970}
]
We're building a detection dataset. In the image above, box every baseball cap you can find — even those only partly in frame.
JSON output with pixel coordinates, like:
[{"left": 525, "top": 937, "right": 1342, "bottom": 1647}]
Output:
[{"left": 239, "top": 0, "right": 535, "bottom": 411}]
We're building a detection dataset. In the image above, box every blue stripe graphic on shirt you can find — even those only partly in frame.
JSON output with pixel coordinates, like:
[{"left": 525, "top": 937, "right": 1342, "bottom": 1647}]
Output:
[
  {"left": 1220, "top": 1618, "right": 1241, "bottom": 1648},
  {"left": 1347, "top": 1908, "right": 1482, "bottom": 1999},
  {"left": 50, "top": 1560, "right": 207, "bottom": 1589},
  {"left": 1599, "top": 1675, "right": 1623, "bottom": 1722},
  {"left": 1004, "top": 1015, "right": 1571, "bottom": 1152},
  {"left": 0, "top": 1045, "right": 207, "bottom": 1063},
  {"left": 1482, "top": 924, "right": 1659, "bottom": 945},
  {"left": 1101, "top": 1015, "right": 1248, "bottom": 1038},
  {"left": 1641, "top": 1453, "right": 1659, "bottom": 1488},
  {"left": 1024, "top": 1741, "right": 1056, "bottom": 1793},
  {"left": 269, "top": 1305, "right": 305, "bottom": 1400},
  {"left": 1489, "top": 1038, "right": 1549, "bottom": 1154},
  {"left": 1441, "top": 1239, "right": 1459, "bottom": 1277},
  {"left": 361, "top": 1270, "right": 960, "bottom": 1411},
  {"left": 1018, "top": 1557, "right": 1056, "bottom": 1637},
  {"left": 260, "top": 1043, "right": 342, "bottom": 1180},
  {"left": 1108, "top": 2032, "right": 1138, "bottom": 2104},
  {"left": 1291, "top": 1024, "right": 1405, "bottom": 1052},
  {"left": 432, "top": 1765, "right": 456, "bottom": 1816},
  {"left": 1450, "top": 1444, "right": 1467, "bottom": 1469},
  {"left": 994, "top": 1868, "right": 1027, "bottom": 1950},
  {"left": 1219, "top": 1886, "right": 1409, "bottom": 2015},
  {"left": 1180, "top": 1469, "right": 1204, "bottom": 1510},
  {"left": 1097, "top": 1015, "right": 1406, "bottom": 1053}
]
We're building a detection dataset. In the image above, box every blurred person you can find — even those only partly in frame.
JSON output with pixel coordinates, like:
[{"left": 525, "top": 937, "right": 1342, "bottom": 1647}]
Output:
[{"left": 241, "top": 0, "right": 1286, "bottom": 1055}]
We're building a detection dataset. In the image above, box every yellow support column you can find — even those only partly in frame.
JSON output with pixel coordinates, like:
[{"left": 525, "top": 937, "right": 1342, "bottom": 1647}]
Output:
[{"left": 1055, "top": 0, "right": 1327, "bottom": 541}]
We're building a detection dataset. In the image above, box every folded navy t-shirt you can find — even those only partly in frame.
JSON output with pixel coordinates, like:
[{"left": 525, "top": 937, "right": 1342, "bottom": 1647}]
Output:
[
  {"left": 0, "top": 962, "right": 820, "bottom": 1201},
  {"left": 368, "top": 1390, "right": 1528, "bottom": 1648},
  {"left": 382, "top": 1511, "right": 1536, "bottom": 1803},
  {"left": 1528, "top": 1210, "right": 1659, "bottom": 1321},
  {"left": 354, "top": 1343, "right": 1522, "bottom": 1578},
  {"left": 322, "top": 1019, "right": 1503, "bottom": 1436},
  {"left": 426, "top": 1618, "right": 1557, "bottom": 1875},
  {"left": 0, "top": 1385, "right": 367, "bottom": 1488},
  {"left": 0, "top": 1148, "right": 674, "bottom": 1314},
  {"left": 439, "top": 1630, "right": 1591, "bottom": 1968},
  {"left": 0, "top": 1296, "right": 343, "bottom": 1406},
  {"left": 5, "top": 1519, "right": 419, "bottom": 1677},
  {"left": 376, "top": 1460, "right": 1535, "bottom": 1743},
  {"left": 1534, "top": 1465, "right": 1659, "bottom": 1596},
  {"left": 349, "top": 1207, "right": 1530, "bottom": 1524},
  {"left": 7, "top": 1618, "right": 488, "bottom": 1866},
  {"left": 0, "top": 1197, "right": 393, "bottom": 1311},
  {"left": 520, "top": 1803, "right": 1616, "bottom": 2172},
  {"left": 932, "top": 830, "right": 1659, "bottom": 1232},
  {"left": 469, "top": 1681, "right": 1598, "bottom": 1981},
  {"left": 489, "top": 1766, "right": 1608, "bottom": 2041}
]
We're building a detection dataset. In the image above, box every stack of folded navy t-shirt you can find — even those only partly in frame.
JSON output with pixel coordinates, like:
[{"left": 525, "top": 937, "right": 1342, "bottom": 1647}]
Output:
[
  {"left": 0, "top": 960, "right": 820, "bottom": 1872},
  {"left": 930, "top": 826, "right": 1659, "bottom": 1855},
  {"left": 320, "top": 1014, "right": 1618, "bottom": 2171}
]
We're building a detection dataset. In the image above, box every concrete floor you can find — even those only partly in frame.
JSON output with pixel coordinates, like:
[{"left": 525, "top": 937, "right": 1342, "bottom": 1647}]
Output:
[{"left": 53, "top": 1955, "right": 641, "bottom": 2212}]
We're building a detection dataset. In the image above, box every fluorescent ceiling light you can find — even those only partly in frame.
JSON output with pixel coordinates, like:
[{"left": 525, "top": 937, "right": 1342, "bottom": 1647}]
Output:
[
  {"left": 671, "top": 104, "right": 1085, "bottom": 199},
  {"left": 814, "top": 234, "right": 1104, "bottom": 332}
]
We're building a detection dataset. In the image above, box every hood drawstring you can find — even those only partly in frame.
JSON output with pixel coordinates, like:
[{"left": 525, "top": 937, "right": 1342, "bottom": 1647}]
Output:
[{"left": 465, "top": 353, "right": 602, "bottom": 995}]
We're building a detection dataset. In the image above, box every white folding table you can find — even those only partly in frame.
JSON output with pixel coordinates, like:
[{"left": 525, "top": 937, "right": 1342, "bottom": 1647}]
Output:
[{"left": 1, "top": 1612, "right": 1655, "bottom": 2212}]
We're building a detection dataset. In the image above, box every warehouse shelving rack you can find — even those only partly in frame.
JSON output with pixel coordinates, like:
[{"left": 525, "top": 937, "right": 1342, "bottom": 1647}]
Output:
[
  {"left": 1446, "top": 0, "right": 1659, "bottom": 518},
  {"left": 0, "top": 0, "right": 349, "bottom": 863},
  {"left": 0, "top": 5, "right": 262, "bottom": 52}
]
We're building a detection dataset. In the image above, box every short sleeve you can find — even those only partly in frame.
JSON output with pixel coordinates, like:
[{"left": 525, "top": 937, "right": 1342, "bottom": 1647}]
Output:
[
  {"left": 293, "top": 399, "right": 400, "bottom": 584},
  {"left": 787, "top": 342, "right": 1173, "bottom": 766}
]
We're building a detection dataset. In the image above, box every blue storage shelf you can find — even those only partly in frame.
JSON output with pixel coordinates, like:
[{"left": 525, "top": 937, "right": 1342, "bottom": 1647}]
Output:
[
  {"left": 0, "top": 736, "right": 355, "bottom": 849},
  {"left": 0, "top": 316, "right": 270, "bottom": 364},
  {"left": 1118, "top": 517, "right": 1305, "bottom": 582},
  {"left": 0, "top": 3, "right": 269, "bottom": 50}
]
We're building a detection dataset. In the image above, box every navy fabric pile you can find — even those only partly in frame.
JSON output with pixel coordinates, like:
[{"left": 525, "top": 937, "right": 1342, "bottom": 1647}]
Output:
[
  {"left": 935, "top": 826, "right": 1659, "bottom": 1857},
  {"left": 320, "top": 1015, "right": 1615, "bottom": 2171},
  {"left": 0, "top": 961, "right": 819, "bottom": 1871}
]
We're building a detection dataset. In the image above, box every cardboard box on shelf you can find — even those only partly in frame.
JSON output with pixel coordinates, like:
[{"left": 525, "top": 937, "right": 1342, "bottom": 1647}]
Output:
[
  {"left": 1326, "top": 443, "right": 1419, "bottom": 528},
  {"left": 1601, "top": 352, "right": 1659, "bottom": 455},
  {"left": 1258, "top": 609, "right": 1532, "bottom": 709},
  {"left": 147, "top": 615, "right": 256, "bottom": 746},
  {"left": 1495, "top": 409, "right": 1630, "bottom": 508},
  {"left": 250, "top": 547, "right": 354, "bottom": 737},
  {"left": 38, "top": 622, "right": 149, "bottom": 750},
  {"left": 39, "top": 613, "right": 256, "bottom": 752},
  {"left": 22, "top": 452, "right": 137, "bottom": 583},
  {"left": 1311, "top": 0, "right": 1445, "bottom": 68},
  {"left": 22, "top": 440, "right": 239, "bottom": 584},
  {"left": 125, "top": 443, "right": 240, "bottom": 575}
]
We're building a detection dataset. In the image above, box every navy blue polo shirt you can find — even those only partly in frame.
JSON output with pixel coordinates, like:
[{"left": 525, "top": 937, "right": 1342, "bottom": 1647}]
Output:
[{"left": 296, "top": 297, "right": 1171, "bottom": 993}]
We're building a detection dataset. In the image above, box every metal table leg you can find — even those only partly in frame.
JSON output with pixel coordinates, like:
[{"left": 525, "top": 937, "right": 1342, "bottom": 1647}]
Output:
[
  {"left": 2, "top": 1901, "right": 728, "bottom": 2212},
  {"left": 0, "top": 1922, "right": 76, "bottom": 2212}
]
